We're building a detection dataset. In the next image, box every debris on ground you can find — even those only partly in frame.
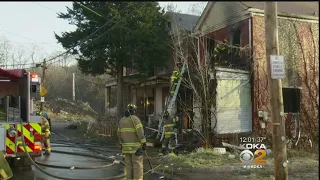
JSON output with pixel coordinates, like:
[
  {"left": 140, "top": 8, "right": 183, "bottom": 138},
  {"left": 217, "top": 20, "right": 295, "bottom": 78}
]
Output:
[
  {"left": 33, "top": 98, "right": 98, "bottom": 121},
  {"left": 65, "top": 125, "right": 78, "bottom": 129}
]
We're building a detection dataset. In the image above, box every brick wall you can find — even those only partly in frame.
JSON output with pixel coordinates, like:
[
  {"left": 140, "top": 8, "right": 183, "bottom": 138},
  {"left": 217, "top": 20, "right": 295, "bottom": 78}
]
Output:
[{"left": 251, "top": 15, "right": 319, "bottom": 143}]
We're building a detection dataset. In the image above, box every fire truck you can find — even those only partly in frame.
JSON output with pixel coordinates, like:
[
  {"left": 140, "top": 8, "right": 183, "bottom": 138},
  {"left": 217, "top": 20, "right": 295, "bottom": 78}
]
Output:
[{"left": 0, "top": 68, "right": 43, "bottom": 166}]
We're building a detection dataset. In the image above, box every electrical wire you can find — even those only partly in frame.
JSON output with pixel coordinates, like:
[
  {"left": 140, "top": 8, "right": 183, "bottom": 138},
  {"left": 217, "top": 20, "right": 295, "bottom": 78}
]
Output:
[
  {"left": 1, "top": 2, "right": 136, "bottom": 68},
  {"left": 44, "top": 2, "right": 139, "bottom": 64},
  {"left": 75, "top": 75, "right": 105, "bottom": 85},
  {"left": 0, "top": 28, "right": 62, "bottom": 49},
  {"left": 35, "top": 3, "right": 59, "bottom": 12},
  {"left": 3, "top": 3, "right": 146, "bottom": 68}
]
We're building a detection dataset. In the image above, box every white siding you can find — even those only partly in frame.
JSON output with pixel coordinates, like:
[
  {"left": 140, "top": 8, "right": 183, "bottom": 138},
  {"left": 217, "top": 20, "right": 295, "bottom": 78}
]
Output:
[
  {"left": 214, "top": 69, "right": 252, "bottom": 134},
  {"left": 193, "top": 97, "right": 202, "bottom": 131}
]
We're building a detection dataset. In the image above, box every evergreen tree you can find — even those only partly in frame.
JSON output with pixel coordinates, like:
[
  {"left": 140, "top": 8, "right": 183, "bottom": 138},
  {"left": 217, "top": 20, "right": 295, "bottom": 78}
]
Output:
[{"left": 55, "top": 2, "right": 169, "bottom": 117}]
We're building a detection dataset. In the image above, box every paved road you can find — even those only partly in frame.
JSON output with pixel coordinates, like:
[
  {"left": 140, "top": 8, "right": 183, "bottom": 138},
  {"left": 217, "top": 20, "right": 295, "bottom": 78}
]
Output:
[{"left": 10, "top": 120, "right": 167, "bottom": 180}]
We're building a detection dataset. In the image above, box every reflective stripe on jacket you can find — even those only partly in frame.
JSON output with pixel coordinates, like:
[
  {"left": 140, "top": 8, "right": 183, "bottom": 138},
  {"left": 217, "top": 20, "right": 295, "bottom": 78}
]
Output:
[
  {"left": 117, "top": 115, "right": 146, "bottom": 154},
  {"left": 41, "top": 118, "right": 50, "bottom": 133},
  {"left": 163, "top": 117, "right": 178, "bottom": 138},
  {"left": 163, "top": 124, "right": 174, "bottom": 138}
]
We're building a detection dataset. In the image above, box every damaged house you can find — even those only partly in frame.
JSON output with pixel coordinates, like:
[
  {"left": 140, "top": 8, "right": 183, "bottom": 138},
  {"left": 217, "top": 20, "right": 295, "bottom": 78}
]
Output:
[{"left": 193, "top": 1, "right": 318, "bottom": 146}]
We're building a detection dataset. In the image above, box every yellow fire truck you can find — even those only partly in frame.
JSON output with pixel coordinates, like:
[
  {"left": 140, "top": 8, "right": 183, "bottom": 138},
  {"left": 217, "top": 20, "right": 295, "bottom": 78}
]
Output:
[{"left": 0, "top": 68, "right": 43, "bottom": 166}]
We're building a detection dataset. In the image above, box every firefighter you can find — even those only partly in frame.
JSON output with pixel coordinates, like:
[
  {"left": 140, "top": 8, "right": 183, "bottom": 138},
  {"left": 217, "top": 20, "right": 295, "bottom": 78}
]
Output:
[
  {"left": 0, "top": 150, "right": 12, "bottom": 180},
  {"left": 169, "top": 69, "right": 180, "bottom": 95},
  {"left": 117, "top": 104, "right": 146, "bottom": 180},
  {"left": 41, "top": 112, "right": 52, "bottom": 132},
  {"left": 161, "top": 112, "right": 178, "bottom": 155},
  {"left": 40, "top": 112, "right": 51, "bottom": 156}
]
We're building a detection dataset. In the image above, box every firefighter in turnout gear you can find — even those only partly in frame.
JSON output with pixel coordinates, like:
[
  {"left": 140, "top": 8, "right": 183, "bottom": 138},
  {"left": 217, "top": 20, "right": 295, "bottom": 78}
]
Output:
[
  {"left": 0, "top": 150, "right": 12, "bottom": 180},
  {"left": 161, "top": 111, "right": 178, "bottom": 155},
  {"left": 38, "top": 112, "right": 51, "bottom": 155},
  {"left": 170, "top": 70, "right": 180, "bottom": 95},
  {"left": 117, "top": 104, "right": 146, "bottom": 180}
]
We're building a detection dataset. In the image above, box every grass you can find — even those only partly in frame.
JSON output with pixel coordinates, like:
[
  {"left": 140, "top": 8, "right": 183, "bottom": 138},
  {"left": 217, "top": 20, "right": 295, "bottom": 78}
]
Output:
[
  {"left": 149, "top": 146, "right": 319, "bottom": 180},
  {"left": 158, "top": 147, "right": 239, "bottom": 169}
]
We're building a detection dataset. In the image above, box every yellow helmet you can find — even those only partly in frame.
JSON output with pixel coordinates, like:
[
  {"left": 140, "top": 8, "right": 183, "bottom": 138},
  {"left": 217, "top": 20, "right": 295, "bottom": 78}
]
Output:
[{"left": 127, "top": 104, "right": 137, "bottom": 111}]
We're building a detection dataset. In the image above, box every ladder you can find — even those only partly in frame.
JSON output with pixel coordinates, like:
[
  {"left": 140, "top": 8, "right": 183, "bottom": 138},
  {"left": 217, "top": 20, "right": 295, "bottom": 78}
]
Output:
[{"left": 156, "top": 62, "right": 187, "bottom": 140}]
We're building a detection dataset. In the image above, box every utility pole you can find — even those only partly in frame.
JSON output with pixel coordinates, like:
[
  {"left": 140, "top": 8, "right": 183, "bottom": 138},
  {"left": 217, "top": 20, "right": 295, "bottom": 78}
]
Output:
[
  {"left": 264, "top": 2, "right": 289, "bottom": 180},
  {"left": 72, "top": 73, "right": 75, "bottom": 101},
  {"left": 40, "top": 59, "right": 46, "bottom": 111}
]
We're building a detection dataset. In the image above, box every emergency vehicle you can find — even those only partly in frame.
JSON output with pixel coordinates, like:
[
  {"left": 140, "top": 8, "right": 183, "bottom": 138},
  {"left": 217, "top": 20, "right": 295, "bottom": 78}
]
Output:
[{"left": 0, "top": 68, "right": 43, "bottom": 163}]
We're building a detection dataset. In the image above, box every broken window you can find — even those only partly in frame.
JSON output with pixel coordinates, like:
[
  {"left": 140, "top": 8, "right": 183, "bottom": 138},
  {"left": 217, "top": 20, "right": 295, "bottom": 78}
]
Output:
[{"left": 282, "top": 88, "right": 300, "bottom": 113}]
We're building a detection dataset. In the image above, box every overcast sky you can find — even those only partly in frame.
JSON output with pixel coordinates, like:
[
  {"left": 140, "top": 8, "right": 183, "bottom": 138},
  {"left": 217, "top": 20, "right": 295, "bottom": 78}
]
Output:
[{"left": 0, "top": 1, "right": 206, "bottom": 63}]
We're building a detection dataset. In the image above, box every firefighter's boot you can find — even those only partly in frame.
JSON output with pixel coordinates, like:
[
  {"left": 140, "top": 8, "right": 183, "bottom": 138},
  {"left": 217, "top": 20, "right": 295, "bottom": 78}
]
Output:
[{"left": 43, "top": 150, "right": 51, "bottom": 156}]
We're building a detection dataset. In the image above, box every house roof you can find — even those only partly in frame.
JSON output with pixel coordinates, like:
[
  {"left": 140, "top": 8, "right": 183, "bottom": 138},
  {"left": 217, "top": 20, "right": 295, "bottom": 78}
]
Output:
[
  {"left": 167, "top": 12, "right": 200, "bottom": 31},
  {"left": 194, "top": 1, "right": 318, "bottom": 32},
  {"left": 240, "top": 1, "right": 319, "bottom": 17}
]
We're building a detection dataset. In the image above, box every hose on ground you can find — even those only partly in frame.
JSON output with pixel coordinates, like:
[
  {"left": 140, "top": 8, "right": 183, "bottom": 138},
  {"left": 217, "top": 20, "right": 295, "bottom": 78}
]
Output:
[
  {"left": 51, "top": 131, "right": 124, "bottom": 163},
  {"left": 34, "top": 149, "right": 115, "bottom": 170},
  {"left": 51, "top": 130, "right": 166, "bottom": 176},
  {"left": 20, "top": 121, "right": 126, "bottom": 180}
]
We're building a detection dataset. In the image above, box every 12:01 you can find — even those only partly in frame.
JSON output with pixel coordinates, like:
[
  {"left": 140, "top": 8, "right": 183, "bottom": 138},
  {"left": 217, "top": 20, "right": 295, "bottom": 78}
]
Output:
[{"left": 240, "top": 137, "right": 255, "bottom": 143}]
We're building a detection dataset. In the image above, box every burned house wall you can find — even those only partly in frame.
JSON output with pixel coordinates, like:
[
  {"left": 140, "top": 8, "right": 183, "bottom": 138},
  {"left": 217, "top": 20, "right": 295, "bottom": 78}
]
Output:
[{"left": 199, "top": 19, "right": 251, "bottom": 70}]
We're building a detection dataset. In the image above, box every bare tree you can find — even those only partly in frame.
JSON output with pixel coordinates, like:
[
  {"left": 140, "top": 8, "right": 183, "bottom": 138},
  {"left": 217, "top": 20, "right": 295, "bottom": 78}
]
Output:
[
  {"left": 187, "top": 2, "right": 207, "bottom": 16},
  {"left": 292, "top": 21, "right": 319, "bottom": 151},
  {"left": 170, "top": 20, "right": 251, "bottom": 147},
  {"left": 0, "top": 37, "right": 12, "bottom": 68},
  {"left": 0, "top": 37, "right": 45, "bottom": 69},
  {"left": 164, "top": 2, "right": 182, "bottom": 13}
]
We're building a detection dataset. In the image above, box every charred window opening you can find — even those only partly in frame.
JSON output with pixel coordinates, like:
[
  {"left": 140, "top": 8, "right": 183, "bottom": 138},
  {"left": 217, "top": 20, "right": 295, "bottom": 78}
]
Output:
[
  {"left": 233, "top": 28, "right": 241, "bottom": 46},
  {"left": 230, "top": 28, "right": 241, "bottom": 64},
  {"left": 282, "top": 88, "right": 300, "bottom": 113},
  {"left": 207, "top": 37, "right": 215, "bottom": 62}
]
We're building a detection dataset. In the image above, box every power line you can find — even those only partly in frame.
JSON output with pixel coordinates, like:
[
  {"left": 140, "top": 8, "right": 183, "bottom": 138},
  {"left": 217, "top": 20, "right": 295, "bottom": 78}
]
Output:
[
  {"left": 78, "top": 3, "right": 106, "bottom": 20},
  {"left": 0, "top": 28, "right": 62, "bottom": 49},
  {"left": 35, "top": 3, "right": 59, "bottom": 12},
  {"left": 3, "top": 3, "right": 147, "bottom": 68},
  {"left": 45, "top": 2, "right": 145, "bottom": 64},
  {"left": 75, "top": 75, "right": 104, "bottom": 85}
]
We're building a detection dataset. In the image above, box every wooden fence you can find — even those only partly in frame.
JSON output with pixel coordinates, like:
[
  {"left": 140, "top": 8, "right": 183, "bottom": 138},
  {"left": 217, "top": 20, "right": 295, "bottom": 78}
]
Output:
[{"left": 87, "top": 118, "right": 118, "bottom": 137}]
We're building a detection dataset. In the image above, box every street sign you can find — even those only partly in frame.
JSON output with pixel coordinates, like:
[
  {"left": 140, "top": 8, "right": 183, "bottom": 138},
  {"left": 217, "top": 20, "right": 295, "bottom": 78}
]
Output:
[
  {"left": 270, "top": 55, "right": 285, "bottom": 79},
  {"left": 40, "top": 97, "right": 45, "bottom": 102},
  {"left": 40, "top": 84, "right": 48, "bottom": 97}
]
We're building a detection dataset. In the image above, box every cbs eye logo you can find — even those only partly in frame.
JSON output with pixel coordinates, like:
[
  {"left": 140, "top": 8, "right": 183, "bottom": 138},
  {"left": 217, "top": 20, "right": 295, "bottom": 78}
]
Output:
[{"left": 240, "top": 150, "right": 267, "bottom": 164}]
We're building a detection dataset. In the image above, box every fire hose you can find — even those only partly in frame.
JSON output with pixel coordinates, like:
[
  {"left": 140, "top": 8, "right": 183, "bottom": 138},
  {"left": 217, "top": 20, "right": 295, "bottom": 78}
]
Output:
[
  {"left": 20, "top": 120, "right": 126, "bottom": 180},
  {"left": 51, "top": 131, "right": 161, "bottom": 176}
]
